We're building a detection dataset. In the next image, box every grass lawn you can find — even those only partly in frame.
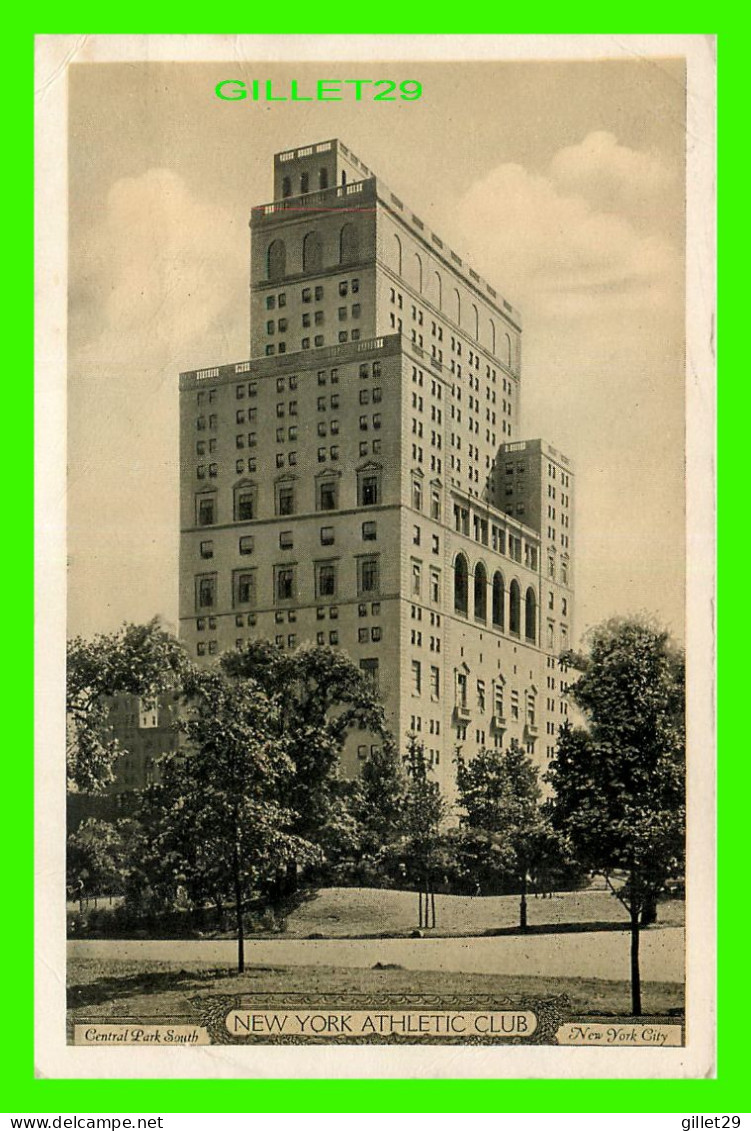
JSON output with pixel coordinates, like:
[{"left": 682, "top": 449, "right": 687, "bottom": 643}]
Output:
[
  {"left": 269, "top": 887, "right": 685, "bottom": 939},
  {"left": 68, "top": 956, "right": 684, "bottom": 1023}
]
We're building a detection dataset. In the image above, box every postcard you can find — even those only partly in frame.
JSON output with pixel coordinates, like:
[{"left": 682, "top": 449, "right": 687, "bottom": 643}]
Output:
[{"left": 35, "top": 33, "right": 715, "bottom": 1078}]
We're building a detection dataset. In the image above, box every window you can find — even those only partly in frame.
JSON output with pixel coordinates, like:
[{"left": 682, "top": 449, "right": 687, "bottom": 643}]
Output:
[
  {"left": 430, "top": 490, "right": 441, "bottom": 521},
  {"left": 302, "top": 230, "right": 323, "bottom": 272},
  {"left": 454, "top": 553, "right": 469, "bottom": 615},
  {"left": 275, "top": 566, "right": 295, "bottom": 602},
  {"left": 200, "top": 540, "right": 214, "bottom": 559},
  {"left": 509, "top": 580, "right": 521, "bottom": 635},
  {"left": 267, "top": 239, "right": 286, "bottom": 281},
  {"left": 411, "top": 660, "right": 422, "bottom": 695},
  {"left": 430, "top": 569, "right": 440, "bottom": 604},
  {"left": 317, "top": 526, "right": 335, "bottom": 548},
  {"left": 276, "top": 484, "right": 295, "bottom": 516},
  {"left": 413, "top": 525, "right": 421, "bottom": 546},
  {"left": 302, "top": 287, "right": 312, "bottom": 303},
  {"left": 279, "top": 530, "right": 293, "bottom": 550},
  {"left": 430, "top": 666, "right": 440, "bottom": 700},
  {"left": 234, "top": 486, "right": 256, "bottom": 522},
  {"left": 359, "top": 658, "right": 379, "bottom": 692},
  {"left": 474, "top": 562, "right": 487, "bottom": 622},
  {"left": 318, "top": 480, "right": 338, "bottom": 511},
  {"left": 197, "top": 494, "right": 216, "bottom": 526},
  {"left": 240, "top": 536, "right": 254, "bottom": 555},
  {"left": 412, "top": 479, "right": 423, "bottom": 510},
  {"left": 316, "top": 562, "right": 337, "bottom": 598},
  {"left": 315, "top": 285, "right": 324, "bottom": 301},
  {"left": 233, "top": 570, "right": 257, "bottom": 607},
  {"left": 359, "top": 471, "right": 381, "bottom": 507},
  {"left": 411, "top": 560, "right": 422, "bottom": 596},
  {"left": 492, "top": 572, "right": 504, "bottom": 629},
  {"left": 362, "top": 521, "right": 377, "bottom": 541},
  {"left": 196, "top": 574, "right": 216, "bottom": 611},
  {"left": 477, "top": 680, "right": 486, "bottom": 711},
  {"left": 358, "top": 556, "right": 380, "bottom": 595}
]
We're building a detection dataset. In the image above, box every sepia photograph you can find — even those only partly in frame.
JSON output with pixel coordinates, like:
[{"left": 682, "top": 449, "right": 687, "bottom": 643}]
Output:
[{"left": 35, "top": 34, "right": 715, "bottom": 1079}]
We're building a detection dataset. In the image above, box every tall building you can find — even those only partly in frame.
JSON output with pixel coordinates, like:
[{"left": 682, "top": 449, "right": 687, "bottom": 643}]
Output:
[{"left": 179, "top": 139, "right": 574, "bottom": 798}]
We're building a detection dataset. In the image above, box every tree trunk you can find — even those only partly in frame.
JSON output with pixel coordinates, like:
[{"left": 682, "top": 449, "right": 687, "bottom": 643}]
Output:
[
  {"left": 233, "top": 838, "right": 245, "bottom": 974},
  {"left": 630, "top": 905, "right": 642, "bottom": 1016},
  {"left": 640, "top": 894, "right": 657, "bottom": 926},
  {"left": 418, "top": 886, "right": 423, "bottom": 929},
  {"left": 520, "top": 872, "right": 528, "bottom": 931},
  {"left": 430, "top": 883, "right": 436, "bottom": 930}
]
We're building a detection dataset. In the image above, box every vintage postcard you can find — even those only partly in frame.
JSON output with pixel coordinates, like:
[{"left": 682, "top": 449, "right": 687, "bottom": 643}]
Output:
[{"left": 35, "top": 34, "right": 716, "bottom": 1078}]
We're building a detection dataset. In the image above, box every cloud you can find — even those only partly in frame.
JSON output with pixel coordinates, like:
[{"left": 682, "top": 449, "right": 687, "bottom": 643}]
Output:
[
  {"left": 440, "top": 132, "right": 682, "bottom": 321},
  {"left": 71, "top": 167, "right": 248, "bottom": 373},
  {"left": 548, "top": 130, "right": 677, "bottom": 219}
]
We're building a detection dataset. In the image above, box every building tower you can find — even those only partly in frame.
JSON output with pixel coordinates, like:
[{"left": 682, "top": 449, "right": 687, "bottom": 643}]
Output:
[{"left": 179, "top": 139, "right": 574, "bottom": 797}]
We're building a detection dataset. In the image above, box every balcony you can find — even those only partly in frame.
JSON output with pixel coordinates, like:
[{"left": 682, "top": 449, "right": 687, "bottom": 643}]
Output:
[
  {"left": 491, "top": 714, "right": 507, "bottom": 731},
  {"left": 251, "top": 178, "right": 375, "bottom": 223},
  {"left": 454, "top": 703, "right": 471, "bottom": 722}
]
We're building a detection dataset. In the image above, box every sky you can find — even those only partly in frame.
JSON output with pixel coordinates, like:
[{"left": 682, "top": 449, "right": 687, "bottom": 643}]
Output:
[{"left": 66, "top": 52, "right": 687, "bottom": 645}]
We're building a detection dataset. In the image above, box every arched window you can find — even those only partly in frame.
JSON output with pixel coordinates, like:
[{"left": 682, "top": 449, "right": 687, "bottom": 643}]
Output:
[
  {"left": 267, "top": 239, "right": 286, "bottom": 281},
  {"left": 525, "top": 587, "right": 537, "bottom": 643},
  {"left": 492, "top": 571, "right": 504, "bottom": 629},
  {"left": 474, "top": 562, "right": 487, "bottom": 622},
  {"left": 300, "top": 171, "right": 309, "bottom": 194},
  {"left": 453, "top": 287, "right": 461, "bottom": 324},
  {"left": 282, "top": 176, "right": 292, "bottom": 199},
  {"left": 340, "top": 222, "right": 359, "bottom": 264},
  {"left": 319, "top": 167, "right": 329, "bottom": 190},
  {"left": 454, "top": 553, "right": 469, "bottom": 616},
  {"left": 393, "top": 233, "right": 402, "bottom": 276},
  {"left": 472, "top": 303, "right": 479, "bottom": 340},
  {"left": 505, "top": 332, "right": 512, "bottom": 368},
  {"left": 489, "top": 318, "right": 496, "bottom": 354},
  {"left": 433, "top": 271, "right": 442, "bottom": 309},
  {"left": 413, "top": 252, "right": 423, "bottom": 292},
  {"left": 302, "top": 231, "right": 323, "bottom": 273},
  {"left": 509, "top": 580, "right": 521, "bottom": 635}
]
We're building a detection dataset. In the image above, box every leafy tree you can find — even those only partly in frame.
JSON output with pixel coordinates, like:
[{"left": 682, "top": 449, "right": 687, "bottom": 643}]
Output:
[
  {"left": 220, "top": 641, "right": 388, "bottom": 859},
  {"left": 66, "top": 619, "right": 191, "bottom": 792},
  {"left": 139, "top": 666, "right": 321, "bottom": 971},
  {"left": 547, "top": 616, "right": 685, "bottom": 1015},
  {"left": 66, "top": 817, "right": 135, "bottom": 904},
  {"left": 400, "top": 734, "right": 447, "bottom": 928},
  {"left": 456, "top": 741, "right": 551, "bottom": 928},
  {"left": 351, "top": 737, "right": 407, "bottom": 859}
]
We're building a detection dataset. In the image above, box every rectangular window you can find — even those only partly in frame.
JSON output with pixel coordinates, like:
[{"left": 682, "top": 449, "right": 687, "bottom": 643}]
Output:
[
  {"left": 359, "top": 556, "right": 380, "bottom": 595},
  {"left": 279, "top": 530, "right": 294, "bottom": 550},
  {"left": 316, "top": 562, "right": 337, "bottom": 598},
  {"left": 276, "top": 485, "right": 295, "bottom": 516},
  {"left": 197, "top": 495, "right": 216, "bottom": 526},
  {"left": 359, "top": 473, "right": 380, "bottom": 507},
  {"left": 196, "top": 574, "right": 216, "bottom": 610},
  {"left": 411, "top": 660, "right": 422, "bottom": 695},
  {"left": 275, "top": 566, "right": 295, "bottom": 602},
  {"left": 428, "top": 665, "right": 440, "bottom": 701},
  {"left": 239, "top": 535, "right": 254, "bottom": 555},
  {"left": 411, "top": 560, "right": 422, "bottom": 596},
  {"left": 235, "top": 488, "right": 256, "bottom": 522},
  {"left": 200, "top": 540, "right": 214, "bottom": 559},
  {"left": 362, "top": 521, "right": 377, "bottom": 541},
  {"left": 360, "top": 658, "right": 379, "bottom": 692},
  {"left": 430, "top": 569, "right": 440, "bottom": 603},
  {"left": 320, "top": 526, "right": 335, "bottom": 546},
  {"left": 233, "top": 570, "right": 257, "bottom": 607},
  {"left": 315, "top": 285, "right": 324, "bottom": 301},
  {"left": 302, "top": 287, "right": 312, "bottom": 303},
  {"left": 318, "top": 480, "right": 338, "bottom": 511}
]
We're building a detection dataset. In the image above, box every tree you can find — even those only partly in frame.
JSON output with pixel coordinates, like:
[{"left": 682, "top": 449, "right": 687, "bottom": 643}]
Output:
[
  {"left": 66, "top": 817, "right": 134, "bottom": 905},
  {"left": 547, "top": 616, "right": 685, "bottom": 1016},
  {"left": 400, "top": 734, "right": 447, "bottom": 928},
  {"left": 140, "top": 666, "right": 321, "bottom": 972},
  {"left": 66, "top": 619, "right": 191, "bottom": 792},
  {"left": 456, "top": 741, "right": 551, "bottom": 928},
  {"left": 220, "top": 642, "right": 388, "bottom": 865}
]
